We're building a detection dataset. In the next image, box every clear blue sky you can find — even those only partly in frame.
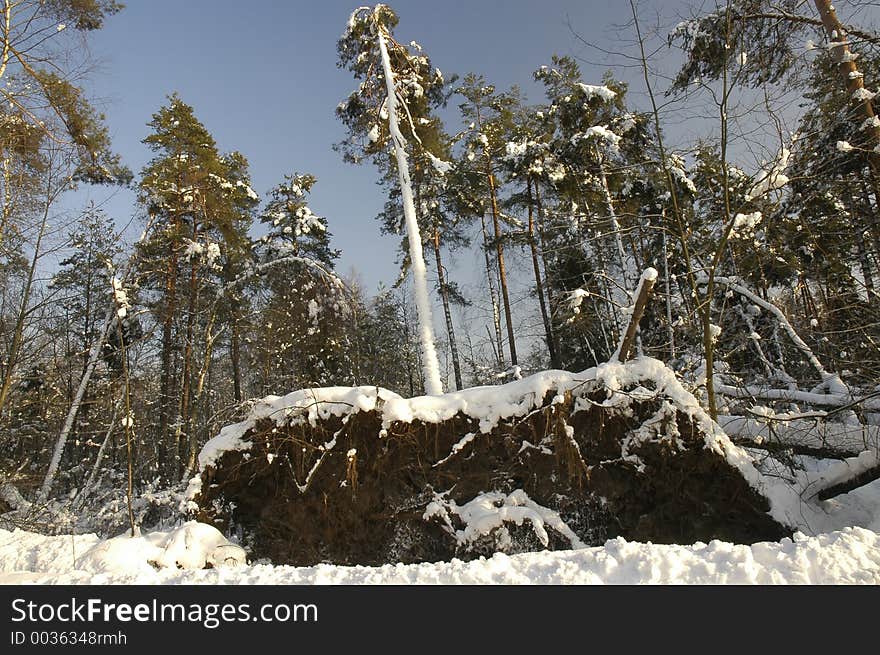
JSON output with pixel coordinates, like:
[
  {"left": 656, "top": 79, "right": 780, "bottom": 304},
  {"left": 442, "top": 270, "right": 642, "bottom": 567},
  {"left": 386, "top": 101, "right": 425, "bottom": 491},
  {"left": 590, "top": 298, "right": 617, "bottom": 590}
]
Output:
[{"left": 71, "top": 0, "right": 680, "bottom": 291}]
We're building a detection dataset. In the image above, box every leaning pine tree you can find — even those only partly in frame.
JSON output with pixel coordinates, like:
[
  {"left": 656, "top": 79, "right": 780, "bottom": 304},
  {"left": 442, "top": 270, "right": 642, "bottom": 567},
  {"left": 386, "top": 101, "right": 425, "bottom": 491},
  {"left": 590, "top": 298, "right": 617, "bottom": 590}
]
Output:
[{"left": 337, "top": 4, "right": 445, "bottom": 395}]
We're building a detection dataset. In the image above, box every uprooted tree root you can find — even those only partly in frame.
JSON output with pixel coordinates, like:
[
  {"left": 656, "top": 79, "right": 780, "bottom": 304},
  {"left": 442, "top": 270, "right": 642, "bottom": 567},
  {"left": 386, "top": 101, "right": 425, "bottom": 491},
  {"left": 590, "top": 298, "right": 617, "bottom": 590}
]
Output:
[{"left": 193, "top": 382, "right": 788, "bottom": 566}]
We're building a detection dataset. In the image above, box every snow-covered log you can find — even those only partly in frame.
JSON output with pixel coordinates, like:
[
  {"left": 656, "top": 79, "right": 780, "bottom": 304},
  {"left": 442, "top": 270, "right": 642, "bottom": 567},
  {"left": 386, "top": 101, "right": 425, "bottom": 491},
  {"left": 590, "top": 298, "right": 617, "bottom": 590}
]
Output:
[{"left": 807, "top": 449, "right": 880, "bottom": 501}]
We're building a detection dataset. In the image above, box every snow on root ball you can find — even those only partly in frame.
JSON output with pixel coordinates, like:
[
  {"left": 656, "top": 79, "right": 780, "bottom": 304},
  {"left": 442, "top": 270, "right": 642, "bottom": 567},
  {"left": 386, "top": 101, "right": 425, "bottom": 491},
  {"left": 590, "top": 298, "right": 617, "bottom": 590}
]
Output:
[{"left": 188, "top": 358, "right": 790, "bottom": 566}]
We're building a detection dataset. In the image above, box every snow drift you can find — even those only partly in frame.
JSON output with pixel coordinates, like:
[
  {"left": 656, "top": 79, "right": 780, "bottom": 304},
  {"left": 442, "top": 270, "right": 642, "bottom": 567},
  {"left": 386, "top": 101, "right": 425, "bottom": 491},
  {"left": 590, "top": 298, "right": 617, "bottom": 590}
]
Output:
[{"left": 2, "top": 525, "right": 878, "bottom": 584}]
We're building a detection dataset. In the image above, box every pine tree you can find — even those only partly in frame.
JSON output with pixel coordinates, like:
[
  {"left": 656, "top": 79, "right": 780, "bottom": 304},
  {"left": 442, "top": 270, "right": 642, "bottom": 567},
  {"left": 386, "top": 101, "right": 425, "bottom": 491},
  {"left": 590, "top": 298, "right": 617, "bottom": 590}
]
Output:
[
  {"left": 137, "top": 94, "right": 255, "bottom": 478},
  {"left": 251, "top": 173, "right": 352, "bottom": 393},
  {"left": 0, "top": 0, "right": 129, "bottom": 189},
  {"left": 47, "top": 207, "right": 120, "bottom": 467},
  {"left": 457, "top": 74, "right": 522, "bottom": 368},
  {"left": 337, "top": 4, "right": 447, "bottom": 395}
]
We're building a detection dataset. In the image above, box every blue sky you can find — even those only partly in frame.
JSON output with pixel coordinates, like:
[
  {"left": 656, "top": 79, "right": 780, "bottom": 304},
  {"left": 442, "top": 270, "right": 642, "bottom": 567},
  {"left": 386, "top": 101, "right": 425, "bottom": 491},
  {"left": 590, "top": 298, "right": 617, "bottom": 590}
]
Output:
[{"left": 70, "top": 0, "right": 681, "bottom": 291}]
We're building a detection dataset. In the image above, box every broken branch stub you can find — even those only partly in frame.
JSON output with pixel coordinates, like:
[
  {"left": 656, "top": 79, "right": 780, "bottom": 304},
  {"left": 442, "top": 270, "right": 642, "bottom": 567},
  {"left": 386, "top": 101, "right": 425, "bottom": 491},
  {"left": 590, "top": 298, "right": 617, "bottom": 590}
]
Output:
[{"left": 617, "top": 268, "right": 657, "bottom": 362}]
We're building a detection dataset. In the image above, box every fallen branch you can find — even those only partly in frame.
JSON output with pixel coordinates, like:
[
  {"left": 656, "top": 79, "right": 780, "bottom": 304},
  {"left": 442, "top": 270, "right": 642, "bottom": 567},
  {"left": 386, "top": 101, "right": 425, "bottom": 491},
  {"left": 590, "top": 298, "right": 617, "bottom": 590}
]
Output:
[{"left": 803, "top": 449, "right": 880, "bottom": 501}]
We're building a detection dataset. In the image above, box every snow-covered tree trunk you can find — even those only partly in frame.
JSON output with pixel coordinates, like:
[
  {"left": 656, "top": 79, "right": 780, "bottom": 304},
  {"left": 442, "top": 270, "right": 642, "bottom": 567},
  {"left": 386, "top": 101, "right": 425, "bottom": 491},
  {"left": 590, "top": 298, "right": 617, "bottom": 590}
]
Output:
[
  {"left": 613, "top": 268, "right": 657, "bottom": 362},
  {"left": 813, "top": 0, "right": 880, "bottom": 148},
  {"left": 377, "top": 28, "right": 443, "bottom": 396},
  {"left": 38, "top": 305, "right": 114, "bottom": 503}
]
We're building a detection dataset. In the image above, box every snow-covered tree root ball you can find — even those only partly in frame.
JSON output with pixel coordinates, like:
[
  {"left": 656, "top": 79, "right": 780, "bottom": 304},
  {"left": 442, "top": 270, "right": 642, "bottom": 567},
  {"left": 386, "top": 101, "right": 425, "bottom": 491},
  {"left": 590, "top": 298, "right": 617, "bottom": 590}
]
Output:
[{"left": 185, "top": 357, "right": 792, "bottom": 566}]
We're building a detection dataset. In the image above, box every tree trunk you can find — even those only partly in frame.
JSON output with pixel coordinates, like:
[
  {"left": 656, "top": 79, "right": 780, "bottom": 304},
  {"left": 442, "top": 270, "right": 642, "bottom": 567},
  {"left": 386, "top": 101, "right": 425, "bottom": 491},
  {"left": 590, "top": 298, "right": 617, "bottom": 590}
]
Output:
[
  {"left": 484, "top": 154, "right": 517, "bottom": 367},
  {"left": 480, "top": 214, "right": 504, "bottom": 369},
  {"left": 231, "top": 314, "right": 243, "bottom": 403},
  {"left": 178, "top": 216, "right": 200, "bottom": 477},
  {"left": 75, "top": 399, "right": 121, "bottom": 509},
  {"left": 814, "top": 0, "right": 880, "bottom": 202},
  {"left": 471, "top": 101, "right": 517, "bottom": 367},
  {"left": 858, "top": 173, "right": 880, "bottom": 264},
  {"left": 38, "top": 306, "right": 114, "bottom": 502},
  {"left": 533, "top": 184, "right": 562, "bottom": 361},
  {"left": 527, "top": 178, "right": 559, "bottom": 368},
  {"left": 377, "top": 28, "right": 443, "bottom": 395},
  {"left": 846, "top": 182, "right": 875, "bottom": 292},
  {"left": 111, "top": 290, "right": 137, "bottom": 536},
  {"left": 186, "top": 306, "right": 219, "bottom": 477},
  {"left": 597, "top": 154, "right": 635, "bottom": 337},
  {"left": 661, "top": 224, "right": 676, "bottom": 359},
  {"left": 432, "top": 228, "right": 463, "bottom": 390},
  {"left": 616, "top": 270, "right": 656, "bottom": 362},
  {"left": 159, "top": 225, "right": 179, "bottom": 479}
]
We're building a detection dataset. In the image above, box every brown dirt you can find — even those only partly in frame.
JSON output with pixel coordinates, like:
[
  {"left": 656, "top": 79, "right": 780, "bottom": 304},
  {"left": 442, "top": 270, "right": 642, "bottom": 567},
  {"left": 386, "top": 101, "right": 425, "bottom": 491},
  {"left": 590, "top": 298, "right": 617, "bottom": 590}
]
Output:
[{"left": 193, "top": 381, "right": 789, "bottom": 566}]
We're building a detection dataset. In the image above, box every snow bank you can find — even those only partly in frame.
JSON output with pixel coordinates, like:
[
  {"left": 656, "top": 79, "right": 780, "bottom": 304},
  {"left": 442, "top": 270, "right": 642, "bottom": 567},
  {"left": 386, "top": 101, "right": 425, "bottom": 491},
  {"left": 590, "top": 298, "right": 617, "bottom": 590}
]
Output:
[
  {"left": 0, "top": 521, "right": 247, "bottom": 582},
  {"left": 77, "top": 521, "right": 246, "bottom": 574},
  {"left": 2, "top": 526, "right": 877, "bottom": 584}
]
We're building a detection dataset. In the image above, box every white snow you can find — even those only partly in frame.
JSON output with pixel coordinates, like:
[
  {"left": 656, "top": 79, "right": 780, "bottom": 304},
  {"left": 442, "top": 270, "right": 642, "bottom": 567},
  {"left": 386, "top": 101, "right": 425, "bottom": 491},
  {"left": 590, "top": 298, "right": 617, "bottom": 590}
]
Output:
[
  {"left": 572, "top": 125, "right": 622, "bottom": 152},
  {"left": 731, "top": 211, "right": 762, "bottom": 238},
  {"left": 109, "top": 277, "right": 131, "bottom": 319},
  {"left": 1, "top": 525, "right": 877, "bottom": 584},
  {"left": 668, "top": 155, "right": 697, "bottom": 194},
  {"left": 424, "top": 489, "right": 587, "bottom": 550},
  {"left": 745, "top": 147, "right": 790, "bottom": 201},
  {"left": 426, "top": 151, "right": 452, "bottom": 175},
  {"left": 566, "top": 287, "right": 589, "bottom": 319},
  {"left": 577, "top": 83, "right": 616, "bottom": 102}
]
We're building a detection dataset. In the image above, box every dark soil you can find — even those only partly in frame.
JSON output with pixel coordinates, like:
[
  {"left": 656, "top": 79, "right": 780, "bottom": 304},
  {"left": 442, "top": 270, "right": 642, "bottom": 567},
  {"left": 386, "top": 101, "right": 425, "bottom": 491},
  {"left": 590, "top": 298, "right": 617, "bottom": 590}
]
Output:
[{"left": 192, "top": 381, "right": 789, "bottom": 566}]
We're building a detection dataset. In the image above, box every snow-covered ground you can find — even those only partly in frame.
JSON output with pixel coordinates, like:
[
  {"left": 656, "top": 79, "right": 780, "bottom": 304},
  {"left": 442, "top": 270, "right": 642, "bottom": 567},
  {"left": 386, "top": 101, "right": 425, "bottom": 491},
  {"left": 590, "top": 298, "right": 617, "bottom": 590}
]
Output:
[{"left": 0, "top": 523, "right": 878, "bottom": 584}]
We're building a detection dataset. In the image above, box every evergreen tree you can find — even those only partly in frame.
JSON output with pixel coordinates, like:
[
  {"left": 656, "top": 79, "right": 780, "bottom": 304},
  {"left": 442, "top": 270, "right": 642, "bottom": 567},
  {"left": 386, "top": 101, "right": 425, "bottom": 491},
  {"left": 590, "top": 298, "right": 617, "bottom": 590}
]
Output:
[
  {"left": 337, "top": 4, "right": 448, "bottom": 395},
  {"left": 137, "top": 94, "right": 255, "bottom": 478},
  {"left": 251, "top": 173, "right": 352, "bottom": 392}
]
